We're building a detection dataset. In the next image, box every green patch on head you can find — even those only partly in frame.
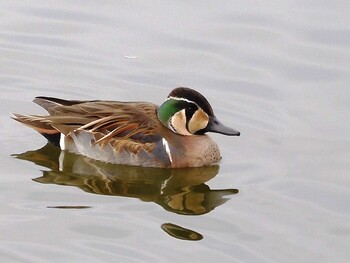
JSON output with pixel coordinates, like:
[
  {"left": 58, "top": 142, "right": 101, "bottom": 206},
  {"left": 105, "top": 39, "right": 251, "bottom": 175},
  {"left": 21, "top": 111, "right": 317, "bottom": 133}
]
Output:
[{"left": 157, "top": 99, "right": 189, "bottom": 125}]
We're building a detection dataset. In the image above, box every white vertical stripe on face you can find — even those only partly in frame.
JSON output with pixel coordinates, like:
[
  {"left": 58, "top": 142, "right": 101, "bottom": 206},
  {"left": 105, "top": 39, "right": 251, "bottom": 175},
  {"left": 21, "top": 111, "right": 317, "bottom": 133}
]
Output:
[{"left": 162, "top": 138, "right": 173, "bottom": 164}]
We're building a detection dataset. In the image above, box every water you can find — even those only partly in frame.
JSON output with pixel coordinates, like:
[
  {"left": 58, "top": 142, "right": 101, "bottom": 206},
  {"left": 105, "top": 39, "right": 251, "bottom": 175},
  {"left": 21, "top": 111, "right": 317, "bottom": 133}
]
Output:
[{"left": 1, "top": 1, "right": 349, "bottom": 262}]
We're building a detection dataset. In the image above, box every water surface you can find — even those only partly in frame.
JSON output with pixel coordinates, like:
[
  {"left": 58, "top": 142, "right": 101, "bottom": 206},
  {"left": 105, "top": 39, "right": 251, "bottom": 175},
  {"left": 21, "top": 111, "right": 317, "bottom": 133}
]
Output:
[{"left": 0, "top": 1, "right": 349, "bottom": 262}]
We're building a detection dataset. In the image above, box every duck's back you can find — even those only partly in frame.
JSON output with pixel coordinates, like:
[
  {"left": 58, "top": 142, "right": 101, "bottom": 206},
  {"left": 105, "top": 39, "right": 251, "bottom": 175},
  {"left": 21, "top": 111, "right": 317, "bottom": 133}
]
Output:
[{"left": 13, "top": 97, "right": 173, "bottom": 167}]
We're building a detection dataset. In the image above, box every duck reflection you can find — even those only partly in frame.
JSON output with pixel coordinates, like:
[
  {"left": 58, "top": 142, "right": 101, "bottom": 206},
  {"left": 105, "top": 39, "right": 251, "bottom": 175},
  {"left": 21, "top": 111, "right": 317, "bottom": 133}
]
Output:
[
  {"left": 161, "top": 223, "right": 203, "bottom": 241},
  {"left": 14, "top": 143, "right": 238, "bottom": 216}
]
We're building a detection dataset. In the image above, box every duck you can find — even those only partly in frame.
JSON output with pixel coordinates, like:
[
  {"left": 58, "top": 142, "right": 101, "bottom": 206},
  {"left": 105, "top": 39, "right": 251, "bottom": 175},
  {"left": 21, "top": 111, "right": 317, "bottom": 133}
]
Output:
[{"left": 12, "top": 87, "right": 240, "bottom": 168}]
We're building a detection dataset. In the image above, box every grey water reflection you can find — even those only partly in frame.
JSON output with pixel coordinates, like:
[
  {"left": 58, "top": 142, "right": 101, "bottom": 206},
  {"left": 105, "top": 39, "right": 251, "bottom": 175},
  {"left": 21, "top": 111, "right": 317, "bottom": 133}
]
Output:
[{"left": 14, "top": 144, "right": 238, "bottom": 240}]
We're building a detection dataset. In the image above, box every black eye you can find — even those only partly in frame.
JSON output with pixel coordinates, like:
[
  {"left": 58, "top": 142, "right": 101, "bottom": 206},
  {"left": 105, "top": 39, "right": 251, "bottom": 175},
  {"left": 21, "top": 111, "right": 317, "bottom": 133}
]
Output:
[{"left": 185, "top": 105, "right": 196, "bottom": 120}]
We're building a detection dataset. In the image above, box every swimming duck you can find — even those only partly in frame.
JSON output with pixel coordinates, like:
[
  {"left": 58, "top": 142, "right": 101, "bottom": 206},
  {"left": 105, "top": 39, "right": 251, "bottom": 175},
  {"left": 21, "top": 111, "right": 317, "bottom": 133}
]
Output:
[{"left": 12, "top": 87, "right": 240, "bottom": 168}]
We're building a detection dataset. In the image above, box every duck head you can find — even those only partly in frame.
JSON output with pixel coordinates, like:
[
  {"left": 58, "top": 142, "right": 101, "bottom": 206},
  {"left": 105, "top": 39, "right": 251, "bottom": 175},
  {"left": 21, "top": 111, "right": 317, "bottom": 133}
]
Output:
[{"left": 157, "top": 87, "right": 240, "bottom": 136}]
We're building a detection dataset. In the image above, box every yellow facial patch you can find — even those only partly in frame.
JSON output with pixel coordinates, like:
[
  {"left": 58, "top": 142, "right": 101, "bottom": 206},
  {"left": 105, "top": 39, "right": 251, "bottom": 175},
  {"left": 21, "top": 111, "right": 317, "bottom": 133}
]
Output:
[
  {"left": 188, "top": 109, "right": 209, "bottom": 134},
  {"left": 170, "top": 109, "right": 192, "bottom": 136}
]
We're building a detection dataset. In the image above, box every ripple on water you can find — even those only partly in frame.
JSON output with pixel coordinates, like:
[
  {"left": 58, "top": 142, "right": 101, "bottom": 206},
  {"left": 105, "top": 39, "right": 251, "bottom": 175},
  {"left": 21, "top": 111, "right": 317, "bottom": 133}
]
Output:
[{"left": 1, "top": 1, "right": 350, "bottom": 262}]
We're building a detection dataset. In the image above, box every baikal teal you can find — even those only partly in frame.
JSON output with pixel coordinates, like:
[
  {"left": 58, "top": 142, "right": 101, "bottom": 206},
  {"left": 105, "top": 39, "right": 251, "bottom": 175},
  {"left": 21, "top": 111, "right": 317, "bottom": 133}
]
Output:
[{"left": 12, "top": 87, "right": 240, "bottom": 168}]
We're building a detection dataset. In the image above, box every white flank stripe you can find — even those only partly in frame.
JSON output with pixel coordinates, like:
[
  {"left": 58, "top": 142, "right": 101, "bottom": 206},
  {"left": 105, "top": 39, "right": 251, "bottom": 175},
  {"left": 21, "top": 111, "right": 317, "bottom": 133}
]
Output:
[
  {"left": 59, "top": 134, "right": 66, "bottom": 150},
  {"left": 162, "top": 138, "right": 173, "bottom": 164}
]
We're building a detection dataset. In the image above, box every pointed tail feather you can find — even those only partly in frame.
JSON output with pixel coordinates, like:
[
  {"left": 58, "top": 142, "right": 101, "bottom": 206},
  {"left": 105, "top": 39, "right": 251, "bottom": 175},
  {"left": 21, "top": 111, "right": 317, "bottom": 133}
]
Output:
[
  {"left": 11, "top": 113, "right": 61, "bottom": 146},
  {"left": 33, "top": 96, "right": 90, "bottom": 114}
]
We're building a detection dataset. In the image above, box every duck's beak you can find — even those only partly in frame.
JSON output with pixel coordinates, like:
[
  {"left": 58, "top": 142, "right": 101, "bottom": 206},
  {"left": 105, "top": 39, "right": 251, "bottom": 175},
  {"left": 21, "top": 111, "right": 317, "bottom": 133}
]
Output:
[{"left": 206, "top": 116, "right": 240, "bottom": 136}]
